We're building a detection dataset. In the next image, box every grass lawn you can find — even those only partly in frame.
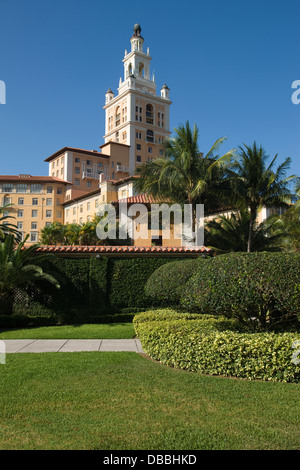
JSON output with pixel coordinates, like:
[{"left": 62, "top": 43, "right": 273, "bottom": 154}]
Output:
[
  {"left": 0, "top": 323, "right": 135, "bottom": 339},
  {"left": 0, "top": 352, "right": 299, "bottom": 450}
]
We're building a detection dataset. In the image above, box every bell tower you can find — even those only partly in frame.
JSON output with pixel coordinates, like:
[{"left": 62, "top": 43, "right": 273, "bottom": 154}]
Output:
[{"left": 103, "top": 24, "right": 172, "bottom": 175}]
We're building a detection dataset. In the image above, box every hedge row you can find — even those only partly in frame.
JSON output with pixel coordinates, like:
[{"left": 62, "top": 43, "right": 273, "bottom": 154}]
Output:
[
  {"left": 134, "top": 310, "right": 300, "bottom": 383},
  {"left": 144, "top": 253, "right": 300, "bottom": 331},
  {"left": 11, "top": 256, "right": 191, "bottom": 322}
]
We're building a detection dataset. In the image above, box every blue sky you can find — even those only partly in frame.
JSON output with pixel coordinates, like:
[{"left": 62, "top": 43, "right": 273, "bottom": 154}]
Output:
[{"left": 0, "top": 0, "right": 299, "bottom": 178}]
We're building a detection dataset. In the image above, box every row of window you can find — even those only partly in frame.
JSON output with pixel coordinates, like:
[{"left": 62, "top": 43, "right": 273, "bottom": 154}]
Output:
[
  {"left": 16, "top": 209, "right": 61, "bottom": 218},
  {"left": 1, "top": 184, "right": 60, "bottom": 194}
]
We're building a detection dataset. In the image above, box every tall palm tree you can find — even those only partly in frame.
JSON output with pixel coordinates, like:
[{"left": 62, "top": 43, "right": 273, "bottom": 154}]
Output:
[
  {"left": 229, "top": 142, "right": 299, "bottom": 252},
  {"left": 0, "top": 235, "right": 60, "bottom": 315},
  {"left": 134, "top": 121, "right": 236, "bottom": 240}
]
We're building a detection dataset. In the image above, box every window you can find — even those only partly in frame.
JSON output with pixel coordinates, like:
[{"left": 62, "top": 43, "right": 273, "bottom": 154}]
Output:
[
  {"left": 31, "top": 210, "right": 38, "bottom": 217},
  {"left": 17, "top": 222, "right": 23, "bottom": 230},
  {"left": 146, "top": 129, "right": 154, "bottom": 143},
  {"left": 52, "top": 162, "right": 55, "bottom": 169},
  {"left": 56, "top": 170, "right": 59, "bottom": 177},
  {"left": 56, "top": 198, "right": 60, "bottom": 206},
  {"left": 45, "top": 222, "right": 51, "bottom": 227},
  {"left": 57, "top": 187, "right": 62, "bottom": 194},
  {"left": 136, "top": 132, "right": 142, "bottom": 139},
  {"left": 86, "top": 160, "right": 92, "bottom": 166},
  {"left": 30, "top": 184, "right": 41, "bottom": 193},
  {"left": 86, "top": 180, "right": 91, "bottom": 188},
  {"left": 73, "top": 207, "right": 76, "bottom": 215},
  {"left": 115, "top": 107, "right": 121, "bottom": 127},
  {"left": 32, "top": 198, "right": 38, "bottom": 205},
  {"left": 148, "top": 147, "right": 153, "bottom": 153},
  {"left": 61, "top": 168, "right": 64, "bottom": 175},
  {"left": 56, "top": 210, "right": 62, "bottom": 218},
  {"left": 75, "top": 167, "right": 80, "bottom": 174},
  {"left": 87, "top": 202, "right": 90, "bottom": 211},
  {"left": 31, "top": 222, "right": 37, "bottom": 230},
  {"left": 47, "top": 186, "right": 53, "bottom": 194},
  {"left": 30, "top": 232, "right": 38, "bottom": 242},
  {"left": 136, "top": 144, "right": 141, "bottom": 150},
  {"left": 146, "top": 104, "right": 154, "bottom": 124},
  {"left": 16, "top": 184, "right": 27, "bottom": 193},
  {"left": 46, "top": 210, "right": 52, "bottom": 218},
  {"left": 17, "top": 209, "right": 23, "bottom": 218},
  {"left": 74, "top": 179, "right": 80, "bottom": 186},
  {"left": 3, "top": 196, "right": 11, "bottom": 205},
  {"left": 66, "top": 209, "right": 69, "bottom": 217},
  {"left": 46, "top": 198, "right": 52, "bottom": 206},
  {"left": 2, "top": 184, "right": 13, "bottom": 193},
  {"left": 137, "top": 156, "right": 141, "bottom": 162},
  {"left": 159, "top": 149, "right": 164, "bottom": 156},
  {"left": 18, "top": 197, "right": 24, "bottom": 205},
  {"left": 75, "top": 157, "right": 80, "bottom": 163},
  {"left": 80, "top": 205, "right": 83, "bottom": 213}
]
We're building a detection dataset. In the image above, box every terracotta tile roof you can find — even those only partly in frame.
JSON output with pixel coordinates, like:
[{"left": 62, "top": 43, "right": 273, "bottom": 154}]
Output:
[
  {"left": 34, "top": 245, "right": 211, "bottom": 255},
  {"left": 0, "top": 175, "right": 71, "bottom": 184},
  {"left": 44, "top": 147, "right": 110, "bottom": 162},
  {"left": 113, "top": 193, "right": 169, "bottom": 205}
]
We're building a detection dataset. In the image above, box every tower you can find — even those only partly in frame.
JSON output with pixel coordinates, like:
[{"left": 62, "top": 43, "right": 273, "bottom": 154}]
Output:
[{"left": 103, "top": 24, "right": 172, "bottom": 175}]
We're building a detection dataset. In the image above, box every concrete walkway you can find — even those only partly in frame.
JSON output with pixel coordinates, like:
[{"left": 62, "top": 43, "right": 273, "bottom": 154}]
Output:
[{"left": 3, "top": 339, "right": 144, "bottom": 354}]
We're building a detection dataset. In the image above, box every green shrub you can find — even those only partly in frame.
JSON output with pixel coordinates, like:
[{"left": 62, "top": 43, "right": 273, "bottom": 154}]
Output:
[
  {"left": 108, "top": 257, "right": 184, "bottom": 308},
  {"left": 144, "top": 258, "right": 205, "bottom": 306},
  {"left": 134, "top": 311, "right": 300, "bottom": 383},
  {"left": 181, "top": 252, "right": 300, "bottom": 331}
]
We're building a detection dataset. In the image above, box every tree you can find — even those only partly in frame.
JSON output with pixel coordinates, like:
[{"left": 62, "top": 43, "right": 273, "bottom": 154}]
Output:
[
  {"left": 0, "top": 204, "right": 21, "bottom": 241},
  {"left": 229, "top": 142, "right": 299, "bottom": 252},
  {"left": 0, "top": 235, "right": 60, "bottom": 315},
  {"left": 204, "top": 210, "right": 285, "bottom": 253},
  {"left": 134, "top": 121, "right": 236, "bottom": 241}
]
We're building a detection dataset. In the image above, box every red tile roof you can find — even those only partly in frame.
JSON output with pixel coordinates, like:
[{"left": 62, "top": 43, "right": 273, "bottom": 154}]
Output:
[
  {"left": 113, "top": 193, "right": 169, "bottom": 205},
  {"left": 0, "top": 175, "right": 71, "bottom": 184},
  {"left": 34, "top": 245, "right": 211, "bottom": 255},
  {"left": 44, "top": 147, "right": 110, "bottom": 162}
]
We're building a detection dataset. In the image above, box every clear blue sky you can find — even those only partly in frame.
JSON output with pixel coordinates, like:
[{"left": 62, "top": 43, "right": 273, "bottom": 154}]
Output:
[{"left": 0, "top": 0, "right": 299, "bottom": 178}]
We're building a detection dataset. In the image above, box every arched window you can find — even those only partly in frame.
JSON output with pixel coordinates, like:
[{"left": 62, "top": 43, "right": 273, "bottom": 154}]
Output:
[
  {"left": 146, "top": 104, "right": 153, "bottom": 124},
  {"left": 139, "top": 62, "right": 144, "bottom": 77},
  {"left": 146, "top": 129, "right": 154, "bottom": 143},
  {"left": 115, "top": 106, "right": 121, "bottom": 127},
  {"left": 128, "top": 63, "right": 133, "bottom": 76}
]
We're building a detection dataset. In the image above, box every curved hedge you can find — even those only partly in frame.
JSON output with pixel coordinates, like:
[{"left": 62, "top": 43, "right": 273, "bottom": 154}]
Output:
[
  {"left": 145, "top": 258, "right": 205, "bottom": 306},
  {"left": 134, "top": 310, "right": 300, "bottom": 383},
  {"left": 181, "top": 252, "right": 300, "bottom": 330}
]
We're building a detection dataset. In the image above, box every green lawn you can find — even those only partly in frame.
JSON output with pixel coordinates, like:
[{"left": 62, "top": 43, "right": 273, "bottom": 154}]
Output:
[
  {"left": 0, "top": 323, "right": 135, "bottom": 339},
  {"left": 0, "top": 352, "right": 299, "bottom": 450}
]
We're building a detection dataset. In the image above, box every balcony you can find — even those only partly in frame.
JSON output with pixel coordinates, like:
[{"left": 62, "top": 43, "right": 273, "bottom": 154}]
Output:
[{"left": 116, "top": 165, "right": 130, "bottom": 173}]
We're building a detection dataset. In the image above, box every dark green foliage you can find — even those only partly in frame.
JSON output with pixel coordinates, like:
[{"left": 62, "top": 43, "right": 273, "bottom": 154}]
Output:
[
  {"left": 181, "top": 252, "right": 300, "bottom": 331},
  {"left": 108, "top": 257, "right": 181, "bottom": 308},
  {"left": 10, "top": 255, "right": 191, "bottom": 323},
  {"left": 144, "top": 258, "right": 205, "bottom": 306},
  {"left": 134, "top": 310, "right": 300, "bottom": 383}
]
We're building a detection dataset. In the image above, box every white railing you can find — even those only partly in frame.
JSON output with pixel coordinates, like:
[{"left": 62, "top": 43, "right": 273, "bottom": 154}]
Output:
[{"left": 116, "top": 165, "right": 129, "bottom": 173}]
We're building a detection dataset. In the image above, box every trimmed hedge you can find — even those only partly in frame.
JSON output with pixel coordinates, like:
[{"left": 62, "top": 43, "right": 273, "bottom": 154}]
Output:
[
  {"left": 144, "top": 258, "right": 205, "bottom": 306},
  {"left": 181, "top": 252, "right": 300, "bottom": 330},
  {"left": 9, "top": 256, "right": 193, "bottom": 323},
  {"left": 134, "top": 310, "right": 300, "bottom": 383}
]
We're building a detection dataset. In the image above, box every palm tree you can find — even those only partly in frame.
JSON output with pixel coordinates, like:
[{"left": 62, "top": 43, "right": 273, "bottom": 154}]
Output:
[
  {"left": 229, "top": 142, "right": 299, "bottom": 252},
  {"left": 0, "top": 204, "right": 21, "bottom": 241},
  {"left": 204, "top": 210, "right": 285, "bottom": 253},
  {"left": 40, "top": 221, "right": 67, "bottom": 245},
  {"left": 0, "top": 235, "right": 60, "bottom": 315},
  {"left": 134, "top": 121, "right": 236, "bottom": 240}
]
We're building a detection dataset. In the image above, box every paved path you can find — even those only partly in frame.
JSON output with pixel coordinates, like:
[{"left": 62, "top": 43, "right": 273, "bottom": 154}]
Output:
[{"left": 3, "top": 339, "right": 144, "bottom": 354}]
